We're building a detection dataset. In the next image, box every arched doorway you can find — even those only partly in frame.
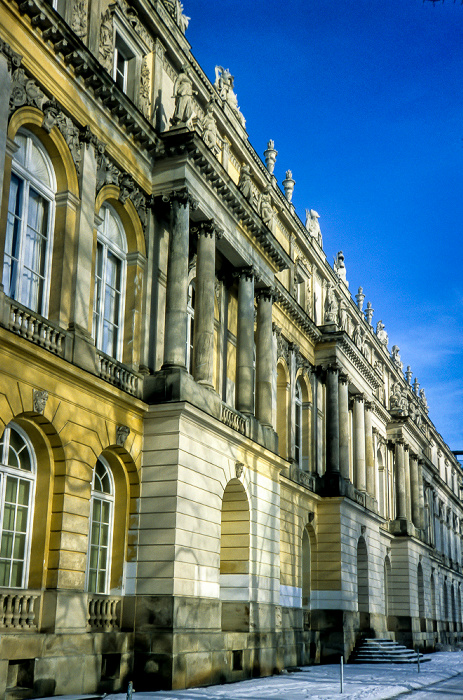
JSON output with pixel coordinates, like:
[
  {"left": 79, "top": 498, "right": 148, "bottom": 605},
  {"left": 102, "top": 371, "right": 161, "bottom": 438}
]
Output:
[
  {"left": 220, "top": 479, "right": 250, "bottom": 631},
  {"left": 357, "top": 536, "right": 369, "bottom": 630}
]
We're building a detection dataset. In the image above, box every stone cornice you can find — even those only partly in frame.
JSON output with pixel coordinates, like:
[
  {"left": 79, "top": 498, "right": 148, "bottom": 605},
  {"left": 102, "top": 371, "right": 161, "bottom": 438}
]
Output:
[
  {"left": 317, "top": 331, "right": 381, "bottom": 391},
  {"left": 156, "top": 128, "right": 291, "bottom": 272},
  {"left": 274, "top": 279, "right": 321, "bottom": 343}
]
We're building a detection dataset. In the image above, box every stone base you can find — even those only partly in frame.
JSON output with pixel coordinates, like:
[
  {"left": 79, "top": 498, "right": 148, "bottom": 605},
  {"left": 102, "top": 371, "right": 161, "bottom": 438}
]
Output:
[
  {"left": 389, "top": 518, "right": 415, "bottom": 536},
  {"left": 65, "top": 323, "right": 98, "bottom": 374},
  {"left": 144, "top": 367, "right": 222, "bottom": 419}
]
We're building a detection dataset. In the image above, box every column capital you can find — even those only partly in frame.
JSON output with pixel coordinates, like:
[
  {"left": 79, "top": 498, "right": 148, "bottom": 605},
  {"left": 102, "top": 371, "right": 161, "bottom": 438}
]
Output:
[
  {"left": 353, "top": 392, "right": 365, "bottom": 403},
  {"left": 0, "top": 40, "right": 22, "bottom": 72},
  {"left": 272, "top": 322, "right": 281, "bottom": 336},
  {"left": 325, "top": 362, "right": 341, "bottom": 374},
  {"left": 191, "top": 219, "right": 223, "bottom": 239},
  {"left": 256, "top": 286, "right": 277, "bottom": 303},
  {"left": 162, "top": 187, "right": 199, "bottom": 210},
  {"left": 410, "top": 452, "right": 419, "bottom": 461},
  {"left": 338, "top": 372, "right": 350, "bottom": 385},
  {"left": 233, "top": 266, "right": 260, "bottom": 283},
  {"left": 364, "top": 400, "right": 374, "bottom": 411}
]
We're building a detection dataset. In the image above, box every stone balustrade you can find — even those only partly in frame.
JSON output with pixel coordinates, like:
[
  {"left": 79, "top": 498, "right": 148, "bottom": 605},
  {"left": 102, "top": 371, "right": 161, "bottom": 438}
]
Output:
[
  {"left": 0, "top": 589, "right": 40, "bottom": 631},
  {"left": 6, "top": 298, "right": 66, "bottom": 356},
  {"left": 220, "top": 403, "right": 248, "bottom": 435},
  {"left": 87, "top": 595, "right": 121, "bottom": 631},
  {"left": 96, "top": 352, "right": 141, "bottom": 397}
]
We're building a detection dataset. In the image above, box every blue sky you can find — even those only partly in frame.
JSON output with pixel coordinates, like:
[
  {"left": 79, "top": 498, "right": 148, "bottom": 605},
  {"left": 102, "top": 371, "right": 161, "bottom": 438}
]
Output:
[{"left": 185, "top": 0, "right": 463, "bottom": 448}]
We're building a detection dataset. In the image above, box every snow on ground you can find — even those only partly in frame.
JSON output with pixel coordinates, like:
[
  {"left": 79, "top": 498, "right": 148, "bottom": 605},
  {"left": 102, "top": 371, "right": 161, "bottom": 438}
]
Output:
[{"left": 102, "top": 652, "right": 463, "bottom": 700}]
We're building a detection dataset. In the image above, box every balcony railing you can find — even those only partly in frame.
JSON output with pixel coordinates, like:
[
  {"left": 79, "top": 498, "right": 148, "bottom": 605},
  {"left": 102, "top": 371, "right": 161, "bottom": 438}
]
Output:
[
  {"left": 0, "top": 589, "right": 41, "bottom": 632},
  {"left": 6, "top": 299, "right": 66, "bottom": 357},
  {"left": 97, "top": 352, "right": 141, "bottom": 397},
  {"left": 289, "top": 465, "right": 316, "bottom": 492},
  {"left": 87, "top": 595, "right": 121, "bottom": 631},
  {"left": 220, "top": 403, "right": 248, "bottom": 435}
]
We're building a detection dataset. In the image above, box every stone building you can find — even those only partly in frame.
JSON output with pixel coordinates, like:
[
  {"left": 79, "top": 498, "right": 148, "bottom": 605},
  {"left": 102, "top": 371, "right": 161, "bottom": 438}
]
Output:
[{"left": 0, "top": 0, "right": 461, "bottom": 697}]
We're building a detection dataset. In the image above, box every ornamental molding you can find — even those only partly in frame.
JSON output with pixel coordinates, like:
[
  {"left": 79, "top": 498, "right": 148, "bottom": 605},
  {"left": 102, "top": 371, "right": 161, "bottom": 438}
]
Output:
[
  {"left": 116, "top": 424, "right": 130, "bottom": 446},
  {"left": 33, "top": 389, "right": 48, "bottom": 414},
  {"left": 0, "top": 39, "right": 22, "bottom": 72}
]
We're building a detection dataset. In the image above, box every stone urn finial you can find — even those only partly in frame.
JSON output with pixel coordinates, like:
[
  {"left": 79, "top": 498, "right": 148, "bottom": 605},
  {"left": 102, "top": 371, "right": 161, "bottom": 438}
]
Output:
[
  {"left": 282, "top": 170, "right": 295, "bottom": 202},
  {"left": 365, "top": 301, "right": 374, "bottom": 325},
  {"left": 405, "top": 366, "right": 413, "bottom": 385},
  {"left": 263, "top": 139, "right": 277, "bottom": 174},
  {"left": 355, "top": 287, "right": 365, "bottom": 311}
]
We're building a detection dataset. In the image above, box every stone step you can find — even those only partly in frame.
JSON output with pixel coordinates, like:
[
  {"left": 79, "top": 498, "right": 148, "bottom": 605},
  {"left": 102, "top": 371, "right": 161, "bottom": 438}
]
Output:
[{"left": 349, "top": 638, "right": 429, "bottom": 664}]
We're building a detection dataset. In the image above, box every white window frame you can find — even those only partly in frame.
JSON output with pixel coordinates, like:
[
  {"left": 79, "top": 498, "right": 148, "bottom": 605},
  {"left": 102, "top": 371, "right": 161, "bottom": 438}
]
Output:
[
  {"left": 0, "top": 423, "right": 36, "bottom": 589},
  {"left": 93, "top": 204, "right": 127, "bottom": 361},
  {"left": 111, "top": 18, "right": 146, "bottom": 103},
  {"left": 4, "top": 130, "right": 56, "bottom": 317},
  {"left": 86, "top": 456, "right": 115, "bottom": 595}
]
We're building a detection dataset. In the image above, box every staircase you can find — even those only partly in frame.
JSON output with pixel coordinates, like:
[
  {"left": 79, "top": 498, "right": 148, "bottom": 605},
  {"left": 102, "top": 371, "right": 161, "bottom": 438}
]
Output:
[{"left": 349, "top": 638, "right": 429, "bottom": 664}]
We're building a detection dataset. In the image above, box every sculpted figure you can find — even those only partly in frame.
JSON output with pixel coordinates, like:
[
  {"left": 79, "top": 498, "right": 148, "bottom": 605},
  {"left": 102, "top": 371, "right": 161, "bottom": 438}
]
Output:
[
  {"left": 390, "top": 382, "right": 407, "bottom": 414},
  {"left": 338, "top": 299, "right": 348, "bottom": 332},
  {"left": 201, "top": 103, "right": 219, "bottom": 152},
  {"left": 420, "top": 388, "right": 429, "bottom": 412},
  {"left": 171, "top": 65, "right": 196, "bottom": 128},
  {"left": 324, "top": 285, "right": 338, "bottom": 324},
  {"left": 353, "top": 324, "right": 366, "bottom": 353},
  {"left": 238, "top": 164, "right": 253, "bottom": 202},
  {"left": 376, "top": 319, "right": 388, "bottom": 346},
  {"left": 214, "top": 66, "right": 245, "bottom": 126},
  {"left": 334, "top": 251, "right": 348, "bottom": 286},
  {"left": 259, "top": 185, "right": 273, "bottom": 226},
  {"left": 305, "top": 209, "right": 323, "bottom": 246},
  {"left": 391, "top": 345, "right": 403, "bottom": 371}
]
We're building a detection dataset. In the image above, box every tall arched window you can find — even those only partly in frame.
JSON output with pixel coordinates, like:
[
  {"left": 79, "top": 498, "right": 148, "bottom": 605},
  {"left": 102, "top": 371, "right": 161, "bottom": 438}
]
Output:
[
  {"left": 93, "top": 205, "right": 127, "bottom": 360},
  {"left": 3, "top": 130, "right": 56, "bottom": 315},
  {"left": 0, "top": 423, "right": 36, "bottom": 588},
  {"left": 295, "top": 380, "right": 303, "bottom": 467},
  {"left": 86, "top": 457, "right": 114, "bottom": 594}
]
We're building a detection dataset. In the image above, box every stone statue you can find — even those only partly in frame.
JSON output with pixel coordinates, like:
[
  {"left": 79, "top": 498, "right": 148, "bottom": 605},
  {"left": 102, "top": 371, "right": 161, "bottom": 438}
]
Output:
[
  {"left": 338, "top": 299, "right": 348, "bottom": 332},
  {"left": 163, "top": 0, "right": 190, "bottom": 33},
  {"left": 390, "top": 382, "right": 407, "bottom": 415},
  {"left": 334, "top": 251, "right": 348, "bottom": 287},
  {"left": 305, "top": 209, "right": 322, "bottom": 246},
  {"left": 420, "top": 388, "right": 429, "bottom": 412},
  {"left": 376, "top": 319, "right": 388, "bottom": 346},
  {"left": 259, "top": 185, "right": 273, "bottom": 226},
  {"left": 353, "top": 324, "right": 366, "bottom": 354},
  {"left": 214, "top": 66, "right": 245, "bottom": 126},
  {"left": 391, "top": 345, "right": 403, "bottom": 371},
  {"left": 171, "top": 65, "right": 196, "bottom": 128},
  {"left": 238, "top": 164, "right": 253, "bottom": 202},
  {"left": 200, "top": 102, "right": 219, "bottom": 153},
  {"left": 324, "top": 285, "right": 338, "bottom": 324}
]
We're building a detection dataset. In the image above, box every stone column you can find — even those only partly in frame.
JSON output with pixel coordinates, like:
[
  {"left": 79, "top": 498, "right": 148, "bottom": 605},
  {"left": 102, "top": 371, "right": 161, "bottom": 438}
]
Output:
[
  {"left": 395, "top": 439, "right": 407, "bottom": 520},
  {"left": 235, "top": 268, "right": 255, "bottom": 416},
  {"left": 338, "top": 373, "right": 350, "bottom": 480},
  {"left": 325, "top": 364, "right": 340, "bottom": 474},
  {"left": 193, "top": 221, "right": 218, "bottom": 388},
  {"left": 410, "top": 453, "right": 421, "bottom": 529},
  {"left": 404, "top": 445, "right": 411, "bottom": 522},
  {"left": 255, "top": 288, "right": 274, "bottom": 427},
  {"left": 163, "top": 189, "right": 197, "bottom": 369},
  {"left": 0, "top": 44, "right": 19, "bottom": 206},
  {"left": 365, "top": 401, "right": 375, "bottom": 498},
  {"left": 418, "top": 459, "right": 425, "bottom": 531},
  {"left": 353, "top": 394, "right": 366, "bottom": 491}
]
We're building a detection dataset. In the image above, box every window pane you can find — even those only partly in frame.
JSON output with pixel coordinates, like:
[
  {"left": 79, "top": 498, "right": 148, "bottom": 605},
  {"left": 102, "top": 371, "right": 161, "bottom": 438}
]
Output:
[
  {"left": 5, "top": 477, "right": 18, "bottom": 505},
  {"left": 0, "top": 532, "right": 13, "bottom": 558},
  {"left": 93, "top": 499, "right": 101, "bottom": 523},
  {"left": 13, "top": 532, "right": 26, "bottom": 559},
  {"left": 0, "top": 562, "right": 9, "bottom": 587},
  {"left": 6, "top": 446, "right": 19, "bottom": 470},
  {"left": 16, "top": 504, "right": 29, "bottom": 532},
  {"left": 101, "top": 501, "right": 110, "bottom": 524},
  {"left": 11, "top": 561, "right": 23, "bottom": 588},
  {"left": 89, "top": 545, "right": 99, "bottom": 570}
]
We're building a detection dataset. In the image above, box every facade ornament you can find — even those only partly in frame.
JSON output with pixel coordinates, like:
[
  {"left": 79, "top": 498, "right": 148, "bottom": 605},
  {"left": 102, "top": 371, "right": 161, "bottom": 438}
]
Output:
[
  {"left": 390, "top": 382, "right": 408, "bottom": 415},
  {"left": 375, "top": 319, "right": 388, "bottom": 346},
  {"left": 324, "top": 284, "right": 338, "bottom": 324},
  {"left": 9, "top": 67, "right": 45, "bottom": 114},
  {"left": 214, "top": 66, "right": 245, "bottom": 126},
  {"left": 338, "top": 299, "right": 348, "bottom": 332},
  {"left": 139, "top": 55, "right": 151, "bottom": 119},
  {"left": 305, "top": 209, "right": 322, "bottom": 247},
  {"left": 419, "top": 388, "right": 429, "bottom": 413},
  {"left": 0, "top": 40, "right": 22, "bottom": 73},
  {"left": 259, "top": 185, "right": 273, "bottom": 226},
  {"left": 118, "top": 173, "right": 136, "bottom": 204},
  {"left": 163, "top": 1, "right": 190, "bottom": 34},
  {"left": 355, "top": 287, "right": 365, "bottom": 311},
  {"left": 200, "top": 102, "right": 220, "bottom": 154},
  {"left": 391, "top": 345, "right": 403, "bottom": 371},
  {"left": 33, "top": 389, "right": 48, "bottom": 414},
  {"left": 99, "top": 9, "right": 114, "bottom": 72},
  {"left": 41, "top": 101, "right": 83, "bottom": 175},
  {"left": 334, "top": 251, "right": 348, "bottom": 287},
  {"left": 171, "top": 65, "right": 197, "bottom": 129},
  {"left": 353, "top": 324, "right": 366, "bottom": 354},
  {"left": 413, "top": 377, "right": 420, "bottom": 396},
  {"left": 276, "top": 331, "right": 290, "bottom": 367},
  {"left": 282, "top": 170, "right": 295, "bottom": 202},
  {"left": 96, "top": 151, "right": 120, "bottom": 191},
  {"left": 238, "top": 164, "right": 253, "bottom": 203},
  {"left": 71, "top": 0, "right": 88, "bottom": 39},
  {"left": 162, "top": 188, "right": 198, "bottom": 210},
  {"left": 405, "top": 366, "right": 412, "bottom": 385},
  {"left": 365, "top": 301, "right": 374, "bottom": 325},
  {"left": 235, "top": 462, "right": 244, "bottom": 479},
  {"left": 263, "top": 139, "right": 277, "bottom": 174},
  {"left": 116, "top": 424, "right": 130, "bottom": 446}
]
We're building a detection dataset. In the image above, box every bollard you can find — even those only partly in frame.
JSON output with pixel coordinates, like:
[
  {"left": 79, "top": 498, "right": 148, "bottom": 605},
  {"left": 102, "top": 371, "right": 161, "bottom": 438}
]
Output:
[
  {"left": 340, "top": 655, "right": 344, "bottom": 693},
  {"left": 127, "top": 680, "right": 134, "bottom": 700}
]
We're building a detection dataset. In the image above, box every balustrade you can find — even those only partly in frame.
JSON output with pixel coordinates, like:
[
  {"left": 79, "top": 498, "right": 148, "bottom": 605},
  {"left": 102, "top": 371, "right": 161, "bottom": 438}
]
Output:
[
  {"left": 0, "top": 589, "right": 40, "bottom": 631},
  {"left": 87, "top": 595, "right": 121, "bottom": 631}
]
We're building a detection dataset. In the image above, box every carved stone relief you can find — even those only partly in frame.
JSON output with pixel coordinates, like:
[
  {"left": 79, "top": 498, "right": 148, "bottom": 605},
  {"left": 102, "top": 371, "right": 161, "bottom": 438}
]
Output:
[
  {"left": 71, "top": 0, "right": 88, "bottom": 39},
  {"left": 139, "top": 55, "right": 151, "bottom": 119},
  {"left": 33, "top": 389, "right": 48, "bottom": 414},
  {"left": 99, "top": 9, "right": 114, "bottom": 73},
  {"left": 116, "top": 424, "right": 130, "bottom": 446}
]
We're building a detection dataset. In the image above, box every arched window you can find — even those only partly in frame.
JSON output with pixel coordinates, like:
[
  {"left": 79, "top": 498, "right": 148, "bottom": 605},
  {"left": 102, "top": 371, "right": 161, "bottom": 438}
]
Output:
[
  {"left": 186, "top": 280, "right": 195, "bottom": 374},
  {"left": 3, "top": 130, "right": 56, "bottom": 315},
  {"left": 93, "top": 205, "right": 127, "bottom": 360},
  {"left": 295, "top": 380, "right": 303, "bottom": 467},
  {"left": 0, "top": 423, "right": 36, "bottom": 588},
  {"left": 86, "top": 457, "right": 115, "bottom": 594},
  {"left": 302, "top": 527, "right": 311, "bottom": 608}
]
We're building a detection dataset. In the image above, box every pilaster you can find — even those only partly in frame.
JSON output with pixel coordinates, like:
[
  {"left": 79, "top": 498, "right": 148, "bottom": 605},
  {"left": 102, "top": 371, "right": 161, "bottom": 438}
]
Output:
[
  {"left": 353, "top": 394, "right": 366, "bottom": 492},
  {"left": 255, "top": 287, "right": 275, "bottom": 427},
  {"left": 235, "top": 267, "right": 256, "bottom": 416}
]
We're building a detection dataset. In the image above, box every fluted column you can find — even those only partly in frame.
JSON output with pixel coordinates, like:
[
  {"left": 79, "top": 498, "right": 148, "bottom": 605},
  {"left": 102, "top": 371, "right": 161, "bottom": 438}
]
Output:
[
  {"left": 395, "top": 439, "right": 407, "bottom": 520},
  {"left": 404, "top": 445, "right": 411, "bottom": 522},
  {"left": 353, "top": 394, "right": 366, "bottom": 491},
  {"left": 235, "top": 268, "right": 255, "bottom": 416},
  {"left": 365, "top": 401, "right": 375, "bottom": 498},
  {"left": 193, "top": 221, "right": 219, "bottom": 388},
  {"left": 163, "top": 189, "right": 197, "bottom": 369},
  {"left": 410, "top": 453, "right": 420, "bottom": 529},
  {"left": 418, "top": 459, "right": 425, "bottom": 531},
  {"left": 326, "top": 365, "right": 340, "bottom": 473},
  {"left": 255, "top": 288, "right": 274, "bottom": 427},
  {"left": 339, "top": 373, "right": 350, "bottom": 480}
]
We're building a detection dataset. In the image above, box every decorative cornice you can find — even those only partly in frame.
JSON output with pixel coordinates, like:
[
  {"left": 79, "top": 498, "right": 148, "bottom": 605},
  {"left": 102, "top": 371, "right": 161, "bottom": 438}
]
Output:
[
  {"left": 274, "top": 279, "right": 320, "bottom": 342},
  {"left": 0, "top": 39, "right": 22, "bottom": 72}
]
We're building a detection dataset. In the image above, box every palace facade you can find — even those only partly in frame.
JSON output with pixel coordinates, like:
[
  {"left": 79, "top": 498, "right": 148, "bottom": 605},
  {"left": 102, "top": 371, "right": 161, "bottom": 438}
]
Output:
[{"left": 0, "top": 0, "right": 462, "bottom": 697}]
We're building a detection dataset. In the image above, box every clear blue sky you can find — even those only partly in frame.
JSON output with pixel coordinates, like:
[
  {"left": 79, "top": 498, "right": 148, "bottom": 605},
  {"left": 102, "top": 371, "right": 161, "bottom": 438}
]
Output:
[{"left": 185, "top": 0, "right": 463, "bottom": 448}]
